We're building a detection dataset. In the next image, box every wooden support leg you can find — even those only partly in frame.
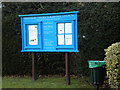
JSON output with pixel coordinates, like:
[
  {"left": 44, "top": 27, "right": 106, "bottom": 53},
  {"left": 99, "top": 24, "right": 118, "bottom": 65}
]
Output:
[
  {"left": 32, "top": 52, "right": 36, "bottom": 80},
  {"left": 65, "top": 52, "right": 71, "bottom": 85}
]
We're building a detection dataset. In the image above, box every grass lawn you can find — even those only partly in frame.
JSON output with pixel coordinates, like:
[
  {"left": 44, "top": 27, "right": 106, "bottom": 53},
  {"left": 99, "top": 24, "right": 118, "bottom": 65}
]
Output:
[{"left": 2, "top": 75, "right": 95, "bottom": 88}]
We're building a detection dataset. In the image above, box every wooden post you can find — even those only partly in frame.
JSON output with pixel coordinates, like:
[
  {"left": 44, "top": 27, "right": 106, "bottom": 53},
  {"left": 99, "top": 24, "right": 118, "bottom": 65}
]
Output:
[
  {"left": 32, "top": 52, "right": 36, "bottom": 80},
  {"left": 65, "top": 52, "right": 71, "bottom": 85}
]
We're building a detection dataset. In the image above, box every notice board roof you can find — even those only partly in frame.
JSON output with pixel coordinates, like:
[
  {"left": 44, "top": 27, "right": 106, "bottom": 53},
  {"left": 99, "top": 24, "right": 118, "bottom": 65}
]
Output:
[{"left": 18, "top": 11, "right": 80, "bottom": 17}]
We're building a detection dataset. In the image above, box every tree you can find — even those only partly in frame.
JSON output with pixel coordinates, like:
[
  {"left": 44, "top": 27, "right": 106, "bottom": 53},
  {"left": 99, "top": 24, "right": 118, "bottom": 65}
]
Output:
[{"left": 2, "top": 2, "right": 120, "bottom": 76}]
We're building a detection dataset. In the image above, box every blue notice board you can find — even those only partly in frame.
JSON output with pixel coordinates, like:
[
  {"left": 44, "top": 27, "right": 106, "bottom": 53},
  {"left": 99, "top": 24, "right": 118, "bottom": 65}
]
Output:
[{"left": 19, "top": 11, "right": 79, "bottom": 52}]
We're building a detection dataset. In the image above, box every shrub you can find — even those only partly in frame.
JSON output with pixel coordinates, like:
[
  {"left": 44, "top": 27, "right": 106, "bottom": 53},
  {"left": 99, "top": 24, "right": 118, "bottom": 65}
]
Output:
[{"left": 104, "top": 42, "right": 120, "bottom": 88}]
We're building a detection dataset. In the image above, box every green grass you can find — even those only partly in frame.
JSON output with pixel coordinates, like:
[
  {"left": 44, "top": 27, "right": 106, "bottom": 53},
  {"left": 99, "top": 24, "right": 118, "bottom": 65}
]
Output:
[{"left": 2, "top": 76, "right": 94, "bottom": 88}]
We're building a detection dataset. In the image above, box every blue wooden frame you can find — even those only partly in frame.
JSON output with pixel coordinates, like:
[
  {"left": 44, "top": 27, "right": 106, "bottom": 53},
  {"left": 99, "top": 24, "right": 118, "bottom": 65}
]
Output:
[{"left": 19, "top": 11, "right": 79, "bottom": 52}]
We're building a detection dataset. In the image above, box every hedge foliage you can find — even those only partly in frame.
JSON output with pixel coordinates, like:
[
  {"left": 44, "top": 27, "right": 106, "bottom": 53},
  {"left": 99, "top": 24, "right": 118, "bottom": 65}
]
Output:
[{"left": 104, "top": 42, "right": 120, "bottom": 88}]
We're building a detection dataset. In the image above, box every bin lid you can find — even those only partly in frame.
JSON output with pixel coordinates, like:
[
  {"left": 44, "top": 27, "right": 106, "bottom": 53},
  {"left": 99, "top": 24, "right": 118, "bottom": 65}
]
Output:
[{"left": 88, "top": 60, "right": 106, "bottom": 68}]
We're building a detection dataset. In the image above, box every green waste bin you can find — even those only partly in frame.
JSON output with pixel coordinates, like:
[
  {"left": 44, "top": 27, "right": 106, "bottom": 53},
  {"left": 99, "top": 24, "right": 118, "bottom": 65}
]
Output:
[{"left": 88, "top": 60, "right": 106, "bottom": 85}]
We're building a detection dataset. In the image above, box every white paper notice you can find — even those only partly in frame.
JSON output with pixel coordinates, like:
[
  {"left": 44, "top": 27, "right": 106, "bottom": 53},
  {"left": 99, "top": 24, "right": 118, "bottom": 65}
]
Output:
[
  {"left": 58, "top": 35, "right": 64, "bottom": 45},
  {"left": 65, "top": 23, "right": 72, "bottom": 33},
  {"left": 65, "top": 35, "right": 72, "bottom": 45},
  {"left": 58, "top": 23, "right": 64, "bottom": 34},
  {"left": 28, "top": 25, "right": 38, "bottom": 45}
]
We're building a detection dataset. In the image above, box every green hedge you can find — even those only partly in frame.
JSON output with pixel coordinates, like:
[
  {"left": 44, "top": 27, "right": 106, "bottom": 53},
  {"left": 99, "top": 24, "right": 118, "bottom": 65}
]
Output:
[{"left": 104, "top": 42, "right": 120, "bottom": 88}]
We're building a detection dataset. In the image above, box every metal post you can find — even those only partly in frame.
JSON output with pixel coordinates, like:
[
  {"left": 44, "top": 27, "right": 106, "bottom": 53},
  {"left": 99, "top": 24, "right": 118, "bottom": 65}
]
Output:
[
  {"left": 32, "top": 52, "right": 36, "bottom": 80},
  {"left": 65, "top": 52, "right": 71, "bottom": 85}
]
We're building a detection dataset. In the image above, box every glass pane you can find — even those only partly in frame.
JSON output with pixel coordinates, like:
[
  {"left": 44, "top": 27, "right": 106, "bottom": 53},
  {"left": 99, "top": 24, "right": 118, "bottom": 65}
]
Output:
[
  {"left": 28, "top": 25, "right": 38, "bottom": 45},
  {"left": 58, "top": 23, "right": 64, "bottom": 34},
  {"left": 65, "top": 35, "right": 72, "bottom": 45},
  {"left": 65, "top": 23, "right": 72, "bottom": 33},
  {"left": 58, "top": 35, "right": 64, "bottom": 45}
]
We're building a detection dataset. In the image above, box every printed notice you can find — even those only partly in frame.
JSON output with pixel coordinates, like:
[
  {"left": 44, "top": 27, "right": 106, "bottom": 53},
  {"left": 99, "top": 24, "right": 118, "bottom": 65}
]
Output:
[
  {"left": 65, "top": 35, "right": 72, "bottom": 45},
  {"left": 58, "top": 23, "right": 64, "bottom": 34},
  {"left": 58, "top": 35, "right": 64, "bottom": 45},
  {"left": 28, "top": 25, "right": 38, "bottom": 45},
  {"left": 65, "top": 23, "right": 72, "bottom": 33}
]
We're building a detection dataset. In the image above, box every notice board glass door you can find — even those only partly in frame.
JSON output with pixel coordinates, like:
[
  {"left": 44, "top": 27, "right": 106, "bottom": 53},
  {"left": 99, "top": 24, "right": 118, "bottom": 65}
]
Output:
[
  {"left": 56, "top": 21, "right": 75, "bottom": 50},
  {"left": 23, "top": 23, "right": 42, "bottom": 50}
]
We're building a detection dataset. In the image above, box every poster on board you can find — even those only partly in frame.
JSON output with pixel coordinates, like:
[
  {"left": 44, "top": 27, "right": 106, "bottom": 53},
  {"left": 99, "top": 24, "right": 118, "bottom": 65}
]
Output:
[
  {"left": 28, "top": 25, "right": 38, "bottom": 45},
  {"left": 65, "top": 23, "right": 72, "bottom": 33},
  {"left": 58, "top": 35, "right": 64, "bottom": 45},
  {"left": 58, "top": 23, "right": 64, "bottom": 34},
  {"left": 65, "top": 35, "right": 72, "bottom": 45}
]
